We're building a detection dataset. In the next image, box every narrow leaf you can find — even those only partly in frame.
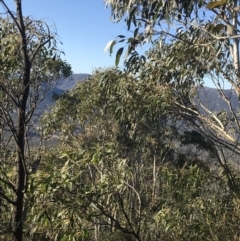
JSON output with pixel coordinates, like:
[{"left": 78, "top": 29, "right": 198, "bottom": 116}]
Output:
[
  {"left": 207, "top": 0, "right": 227, "bottom": 9},
  {"left": 134, "top": 28, "right": 139, "bottom": 38},
  {"left": 213, "top": 24, "right": 225, "bottom": 33},
  {"left": 115, "top": 47, "right": 124, "bottom": 66}
]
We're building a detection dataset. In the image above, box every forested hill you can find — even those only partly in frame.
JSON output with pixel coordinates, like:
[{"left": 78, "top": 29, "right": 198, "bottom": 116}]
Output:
[{"left": 198, "top": 87, "right": 239, "bottom": 112}]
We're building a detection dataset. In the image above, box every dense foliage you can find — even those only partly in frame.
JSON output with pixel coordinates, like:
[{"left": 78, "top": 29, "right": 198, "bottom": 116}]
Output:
[
  {"left": 25, "top": 69, "right": 240, "bottom": 241},
  {"left": 1, "top": 0, "right": 240, "bottom": 240}
]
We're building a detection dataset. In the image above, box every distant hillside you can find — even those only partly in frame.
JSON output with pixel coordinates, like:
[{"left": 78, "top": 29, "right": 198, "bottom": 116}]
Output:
[
  {"left": 55, "top": 73, "right": 90, "bottom": 91},
  {"left": 198, "top": 87, "right": 239, "bottom": 112},
  {"left": 35, "top": 73, "right": 90, "bottom": 117}
]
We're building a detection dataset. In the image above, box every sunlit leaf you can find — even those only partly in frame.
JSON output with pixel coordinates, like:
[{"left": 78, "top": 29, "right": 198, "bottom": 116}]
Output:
[
  {"left": 207, "top": 0, "right": 227, "bottom": 9},
  {"left": 104, "top": 40, "right": 116, "bottom": 54}
]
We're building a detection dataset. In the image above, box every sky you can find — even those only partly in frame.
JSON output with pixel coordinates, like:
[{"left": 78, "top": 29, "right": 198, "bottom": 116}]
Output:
[{"left": 3, "top": 0, "right": 127, "bottom": 74}]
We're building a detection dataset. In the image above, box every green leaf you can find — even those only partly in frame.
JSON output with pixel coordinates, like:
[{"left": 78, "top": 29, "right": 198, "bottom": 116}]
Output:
[
  {"left": 127, "top": 37, "right": 134, "bottom": 43},
  {"left": 134, "top": 28, "right": 139, "bottom": 38},
  {"left": 60, "top": 235, "right": 69, "bottom": 241},
  {"left": 198, "top": 0, "right": 204, "bottom": 8},
  {"left": 213, "top": 24, "right": 225, "bottom": 33},
  {"left": 207, "top": 0, "right": 227, "bottom": 9},
  {"left": 128, "top": 7, "right": 137, "bottom": 30},
  {"left": 115, "top": 47, "right": 124, "bottom": 66}
]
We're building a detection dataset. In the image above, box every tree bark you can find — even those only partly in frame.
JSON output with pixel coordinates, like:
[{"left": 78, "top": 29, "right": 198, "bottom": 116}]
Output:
[{"left": 12, "top": 1, "right": 31, "bottom": 240}]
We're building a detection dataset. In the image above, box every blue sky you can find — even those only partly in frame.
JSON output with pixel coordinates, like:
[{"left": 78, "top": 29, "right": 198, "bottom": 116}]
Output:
[{"left": 4, "top": 0, "right": 127, "bottom": 74}]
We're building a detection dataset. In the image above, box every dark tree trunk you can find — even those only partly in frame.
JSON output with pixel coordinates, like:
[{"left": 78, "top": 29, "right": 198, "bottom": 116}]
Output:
[
  {"left": 12, "top": 1, "right": 31, "bottom": 240},
  {"left": 12, "top": 59, "right": 31, "bottom": 241}
]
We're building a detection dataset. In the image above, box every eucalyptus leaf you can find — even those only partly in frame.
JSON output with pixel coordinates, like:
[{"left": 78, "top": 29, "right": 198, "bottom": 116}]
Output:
[
  {"left": 115, "top": 47, "right": 124, "bottom": 66},
  {"left": 207, "top": 0, "right": 227, "bottom": 9}
]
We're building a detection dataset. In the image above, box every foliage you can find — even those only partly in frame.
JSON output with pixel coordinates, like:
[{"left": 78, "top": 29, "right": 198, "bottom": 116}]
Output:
[
  {"left": 1, "top": 0, "right": 240, "bottom": 240},
  {"left": 104, "top": 0, "right": 240, "bottom": 195},
  {"left": 34, "top": 69, "right": 240, "bottom": 240},
  {"left": 104, "top": 0, "right": 236, "bottom": 70}
]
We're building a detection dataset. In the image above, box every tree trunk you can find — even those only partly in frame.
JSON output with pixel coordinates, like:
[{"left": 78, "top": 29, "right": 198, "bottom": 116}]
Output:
[
  {"left": 12, "top": 59, "right": 31, "bottom": 241},
  {"left": 12, "top": 1, "right": 31, "bottom": 240},
  {"left": 232, "top": 0, "right": 240, "bottom": 100}
]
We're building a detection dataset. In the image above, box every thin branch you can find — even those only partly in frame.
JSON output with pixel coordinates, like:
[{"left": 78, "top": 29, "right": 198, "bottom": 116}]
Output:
[
  {"left": 0, "top": 191, "right": 16, "bottom": 206},
  {"left": 0, "top": 0, "right": 21, "bottom": 33},
  {"left": 0, "top": 84, "right": 19, "bottom": 108},
  {"left": 0, "top": 176, "right": 17, "bottom": 194}
]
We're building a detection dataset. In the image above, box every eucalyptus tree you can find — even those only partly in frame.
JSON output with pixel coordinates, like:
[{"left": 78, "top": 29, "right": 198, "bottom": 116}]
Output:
[
  {"left": 0, "top": 1, "right": 71, "bottom": 240},
  {"left": 104, "top": 0, "right": 240, "bottom": 193},
  {"left": 103, "top": 0, "right": 240, "bottom": 104},
  {"left": 37, "top": 68, "right": 240, "bottom": 241},
  {"left": 39, "top": 67, "right": 177, "bottom": 240},
  {"left": 104, "top": 0, "right": 240, "bottom": 79}
]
